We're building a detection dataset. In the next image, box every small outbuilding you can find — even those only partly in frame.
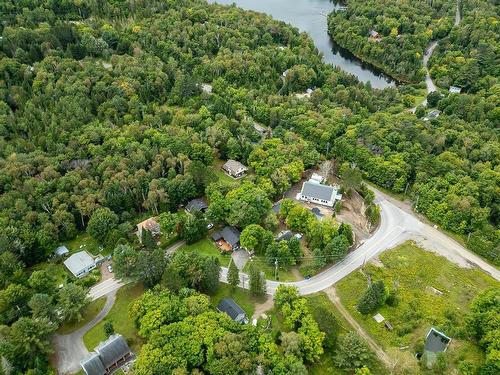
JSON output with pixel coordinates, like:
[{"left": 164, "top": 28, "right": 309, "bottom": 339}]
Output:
[
  {"left": 64, "top": 251, "right": 96, "bottom": 278},
  {"left": 423, "top": 328, "right": 451, "bottom": 366},
  {"left": 185, "top": 198, "right": 208, "bottom": 213},
  {"left": 423, "top": 109, "right": 441, "bottom": 121},
  {"left": 449, "top": 86, "right": 462, "bottom": 94},
  {"left": 201, "top": 83, "right": 213, "bottom": 94},
  {"left": 222, "top": 160, "right": 248, "bottom": 178},
  {"left": 276, "top": 230, "right": 294, "bottom": 242},
  {"left": 253, "top": 122, "right": 270, "bottom": 138},
  {"left": 54, "top": 245, "right": 69, "bottom": 257},
  {"left": 368, "top": 30, "right": 382, "bottom": 42},
  {"left": 217, "top": 298, "right": 249, "bottom": 324}
]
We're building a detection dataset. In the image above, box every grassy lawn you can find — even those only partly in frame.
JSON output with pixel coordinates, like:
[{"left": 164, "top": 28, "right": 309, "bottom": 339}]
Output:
[
  {"left": 178, "top": 238, "right": 231, "bottom": 266},
  {"left": 31, "top": 262, "right": 70, "bottom": 287},
  {"left": 211, "top": 283, "right": 266, "bottom": 318},
  {"left": 83, "top": 283, "right": 145, "bottom": 353},
  {"left": 242, "top": 257, "right": 298, "bottom": 282},
  {"left": 306, "top": 293, "right": 386, "bottom": 375},
  {"left": 336, "top": 241, "right": 498, "bottom": 372},
  {"left": 57, "top": 297, "right": 106, "bottom": 334},
  {"left": 66, "top": 232, "right": 110, "bottom": 256}
]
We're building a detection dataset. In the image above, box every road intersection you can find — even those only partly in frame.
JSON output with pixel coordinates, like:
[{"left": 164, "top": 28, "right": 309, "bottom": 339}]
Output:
[{"left": 221, "top": 187, "right": 499, "bottom": 295}]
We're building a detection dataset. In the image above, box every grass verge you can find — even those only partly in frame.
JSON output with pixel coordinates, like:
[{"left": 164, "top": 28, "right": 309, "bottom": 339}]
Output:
[
  {"left": 83, "top": 283, "right": 145, "bottom": 352},
  {"left": 57, "top": 297, "right": 106, "bottom": 335},
  {"left": 178, "top": 238, "right": 231, "bottom": 266}
]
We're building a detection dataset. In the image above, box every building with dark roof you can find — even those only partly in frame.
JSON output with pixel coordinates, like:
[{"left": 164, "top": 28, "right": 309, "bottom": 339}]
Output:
[
  {"left": 423, "top": 328, "right": 451, "bottom": 366},
  {"left": 211, "top": 226, "right": 241, "bottom": 252},
  {"left": 81, "top": 353, "right": 106, "bottom": 375},
  {"left": 276, "top": 230, "right": 294, "bottom": 241},
  {"left": 217, "top": 298, "right": 248, "bottom": 324},
  {"left": 185, "top": 198, "right": 208, "bottom": 213},
  {"left": 310, "top": 207, "right": 324, "bottom": 219},
  {"left": 80, "top": 334, "right": 132, "bottom": 375}
]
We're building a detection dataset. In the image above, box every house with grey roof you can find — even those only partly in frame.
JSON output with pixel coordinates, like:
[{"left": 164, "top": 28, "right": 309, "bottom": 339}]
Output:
[
  {"left": 423, "top": 328, "right": 451, "bottom": 366},
  {"left": 449, "top": 86, "right": 462, "bottom": 94},
  {"left": 276, "top": 230, "right": 294, "bottom": 242},
  {"left": 423, "top": 109, "right": 441, "bottom": 121},
  {"left": 253, "top": 122, "right": 270, "bottom": 137},
  {"left": 217, "top": 298, "right": 248, "bottom": 324},
  {"left": 80, "top": 334, "right": 132, "bottom": 375},
  {"left": 296, "top": 178, "right": 341, "bottom": 207},
  {"left": 185, "top": 198, "right": 208, "bottom": 213},
  {"left": 63, "top": 251, "right": 96, "bottom": 278},
  {"left": 211, "top": 226, "right": 241, "bottom": 252},
  {"left": 222, "top": 159, "right": 247, "bottom": 178},
  {"left": 54, "top": 245, "right": 69, "bottom": 257}
]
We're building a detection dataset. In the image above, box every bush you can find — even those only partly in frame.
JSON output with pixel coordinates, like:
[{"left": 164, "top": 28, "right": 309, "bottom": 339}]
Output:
[{"left": 357, "top": 280, "right": 387, "bottom": 314}]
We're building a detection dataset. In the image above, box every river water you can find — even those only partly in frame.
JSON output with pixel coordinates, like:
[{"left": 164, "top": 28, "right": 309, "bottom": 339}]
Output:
[{"left": 208, "top": 0, "right": 396, "bottom": 89}]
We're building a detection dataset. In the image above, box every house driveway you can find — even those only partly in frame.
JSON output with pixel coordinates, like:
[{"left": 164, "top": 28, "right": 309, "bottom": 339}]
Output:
[
  {"left": 232, "top": 249, "right": 249, "bottom": 270},
  {"left": 53, "top": 291, "right": 117, "bottom": 374}
]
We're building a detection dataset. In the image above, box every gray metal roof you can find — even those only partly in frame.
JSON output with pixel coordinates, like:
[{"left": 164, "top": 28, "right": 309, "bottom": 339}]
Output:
[
  {"left": 213, "top": 226, "right": 241, "bottom": 246},
  {"left": 80, "top": 352, "right": 106, "bottom": 375},
  {"left": 186, "top": 198, "right": 208, "bottom": 212},
  {"left": 276, "top": 230, "right": 293, "bottom": 241},
  {"left": 55, "top": 245, "right": 69, "bottom": 256},
  {"left": 217, "top": 298, "right": 247, "bottom": 322},
  {"left": 63, "top": 251, "right": 95, "bottom": 276},
  {"left": 425, "top": 328, "right": 451, "bottom": 353},
  {"left": 301, "top": 181, "right": 336, "bottom": 201},
  {"left": 223, "top": 159, "right": 247, "bottom": 174},
  {"left": 95, "top": 334, "right": 131, "bottom": 368}
]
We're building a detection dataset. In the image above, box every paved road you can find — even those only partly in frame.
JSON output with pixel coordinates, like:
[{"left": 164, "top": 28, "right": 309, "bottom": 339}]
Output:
[
  {"left": 88, "top": 277, "right": 125, "bottom": 301},
  {"left": 53, "top": 291, "right": 117, "bottom": 374},
  {"left": 221, "top": 187, "right": 499, "bottom": 295}
]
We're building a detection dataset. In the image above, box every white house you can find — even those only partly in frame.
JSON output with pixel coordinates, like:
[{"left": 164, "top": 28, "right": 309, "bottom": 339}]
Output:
[
  {"left": 296, "top": 177, "right": 342, "bottom": 207},
  {"left": 64, "top": 251, "right": 96, "bottom": 278},
  {"left": 222, "top": 160, "right": 248, "bottom": 178},
  {"left": 449, "top": 86, "right": 462, "bottom": 94}
]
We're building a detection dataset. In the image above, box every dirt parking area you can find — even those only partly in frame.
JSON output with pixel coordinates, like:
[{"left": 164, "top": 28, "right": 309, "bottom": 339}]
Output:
[{"left": 100, "top": 260, "right": 113, "bottom": 281}]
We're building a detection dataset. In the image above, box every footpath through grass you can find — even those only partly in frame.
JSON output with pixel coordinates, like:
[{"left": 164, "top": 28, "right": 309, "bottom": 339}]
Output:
[
  {"left": 57, "top": 297, "right": 106, "bottom": 335},
  {"left": 83, "top": 283, "right": 144, "bottom": 352},
  {"left": 336, "top": 241, "right": 499, "bottom": 372}
]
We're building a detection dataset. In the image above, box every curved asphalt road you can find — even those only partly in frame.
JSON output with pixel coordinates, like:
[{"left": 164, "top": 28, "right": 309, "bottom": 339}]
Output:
[
  {"left": 221, "top": 187, "right": 500, "bottom": 295},
  {"left": 53, "top": 291, "right": 117, "bottom": 374}
]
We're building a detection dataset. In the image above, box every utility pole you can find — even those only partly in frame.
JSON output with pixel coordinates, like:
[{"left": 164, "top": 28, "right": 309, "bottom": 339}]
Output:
[{"left": 274, "top": 258, "right": 278, "bottom": 280}]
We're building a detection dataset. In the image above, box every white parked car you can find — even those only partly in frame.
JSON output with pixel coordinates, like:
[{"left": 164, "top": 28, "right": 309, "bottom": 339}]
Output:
[
  {"left": 207, "top": 223, "right": 214, "bottom": 229},
  {"left": 107, "top": 265, "right": 113, "bottom": 273}
]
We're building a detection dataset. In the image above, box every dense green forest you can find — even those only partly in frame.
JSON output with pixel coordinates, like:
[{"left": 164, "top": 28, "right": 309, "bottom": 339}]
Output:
[
  {"left": 328, "top": 0, "right": 456, "bottom": 82},
  {"left": 0, "top": 0, "right": 498, "bottom": 373},
  {"left": 429, "top": 0, "right": 499, "bottom": 91}
]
